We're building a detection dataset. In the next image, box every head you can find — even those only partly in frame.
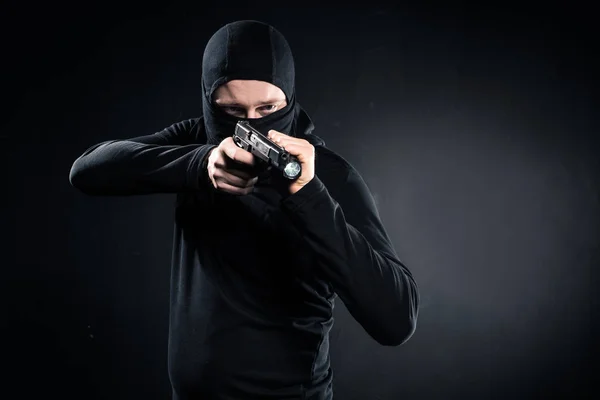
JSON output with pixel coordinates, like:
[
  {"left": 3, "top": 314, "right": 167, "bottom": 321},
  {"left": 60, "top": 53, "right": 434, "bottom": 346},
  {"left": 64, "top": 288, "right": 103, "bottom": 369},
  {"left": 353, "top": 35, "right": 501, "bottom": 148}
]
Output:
[{"left": 201, "top": 20, "right": 297, "bottom": 144}]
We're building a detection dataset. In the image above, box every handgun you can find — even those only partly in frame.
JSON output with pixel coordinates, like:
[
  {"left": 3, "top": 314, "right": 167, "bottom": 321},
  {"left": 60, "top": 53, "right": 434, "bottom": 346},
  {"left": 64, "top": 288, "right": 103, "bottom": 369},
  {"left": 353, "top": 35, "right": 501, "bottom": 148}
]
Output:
[{"left": 233, "top": 121, "right": 302, "bottom": 180}]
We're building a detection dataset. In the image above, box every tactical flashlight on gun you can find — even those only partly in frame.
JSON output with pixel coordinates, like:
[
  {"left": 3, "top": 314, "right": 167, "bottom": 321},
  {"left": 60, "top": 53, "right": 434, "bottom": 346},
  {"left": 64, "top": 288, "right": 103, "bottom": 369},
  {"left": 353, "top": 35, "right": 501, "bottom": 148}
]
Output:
[{"left": 233, "top": 121, "right": 302, "bottom": 180}]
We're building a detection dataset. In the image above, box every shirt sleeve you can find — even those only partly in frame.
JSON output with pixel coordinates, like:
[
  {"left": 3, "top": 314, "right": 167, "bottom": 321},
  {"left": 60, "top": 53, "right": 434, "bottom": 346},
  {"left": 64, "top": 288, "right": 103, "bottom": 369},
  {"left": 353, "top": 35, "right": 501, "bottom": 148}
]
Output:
[
  {"left": 69, "top": 119, "right": 217, "bottom": 196},
  {"left": 280, "top": 168, "right": 419, "bottom": 346}
]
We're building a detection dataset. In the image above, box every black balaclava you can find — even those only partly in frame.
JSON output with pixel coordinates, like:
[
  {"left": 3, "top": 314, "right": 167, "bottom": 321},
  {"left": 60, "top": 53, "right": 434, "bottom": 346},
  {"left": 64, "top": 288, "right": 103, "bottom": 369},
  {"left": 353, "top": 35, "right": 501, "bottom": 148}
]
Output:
[{"left": 201, "top": 20, "right": 299, "bottom": 145}]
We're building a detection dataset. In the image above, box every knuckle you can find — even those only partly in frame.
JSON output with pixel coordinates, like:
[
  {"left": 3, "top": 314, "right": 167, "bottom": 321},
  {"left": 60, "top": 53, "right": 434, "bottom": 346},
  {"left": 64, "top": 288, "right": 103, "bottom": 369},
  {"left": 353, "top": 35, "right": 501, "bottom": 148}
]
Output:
[{"left": 230, "top": 147, "right": 239, "bottom": 161}]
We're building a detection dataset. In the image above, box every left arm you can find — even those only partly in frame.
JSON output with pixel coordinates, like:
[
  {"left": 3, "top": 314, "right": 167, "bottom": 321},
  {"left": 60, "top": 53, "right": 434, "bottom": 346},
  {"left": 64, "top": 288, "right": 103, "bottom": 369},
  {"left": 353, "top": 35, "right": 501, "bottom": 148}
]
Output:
[
  {"left": 268, "top": 130, "right": 419, "bottom": 346},
  {"left": 280, "top": 168, "right": 419, "bottom": 346}
]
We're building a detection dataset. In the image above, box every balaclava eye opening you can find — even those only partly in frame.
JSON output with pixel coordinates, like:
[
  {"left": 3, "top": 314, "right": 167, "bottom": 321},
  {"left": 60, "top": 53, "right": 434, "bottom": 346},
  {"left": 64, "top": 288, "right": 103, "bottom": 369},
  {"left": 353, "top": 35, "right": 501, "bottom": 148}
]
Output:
[{"left": 201, "top": 20, "right": 299, "bottom": 145}]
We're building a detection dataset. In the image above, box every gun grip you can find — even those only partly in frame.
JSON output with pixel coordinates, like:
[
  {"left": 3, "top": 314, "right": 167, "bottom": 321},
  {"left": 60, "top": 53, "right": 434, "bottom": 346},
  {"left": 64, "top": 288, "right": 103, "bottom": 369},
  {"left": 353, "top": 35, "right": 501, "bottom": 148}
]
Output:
[{"left": 233, "top": 135, "right": 249, "bottom": 152}]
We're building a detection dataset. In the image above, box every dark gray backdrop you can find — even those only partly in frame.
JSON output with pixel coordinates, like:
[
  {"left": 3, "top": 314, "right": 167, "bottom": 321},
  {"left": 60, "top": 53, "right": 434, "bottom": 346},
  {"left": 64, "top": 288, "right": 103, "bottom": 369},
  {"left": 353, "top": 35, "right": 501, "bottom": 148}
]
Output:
[{"left": 2, "top": 3, "right": 597, "bottom": 399}]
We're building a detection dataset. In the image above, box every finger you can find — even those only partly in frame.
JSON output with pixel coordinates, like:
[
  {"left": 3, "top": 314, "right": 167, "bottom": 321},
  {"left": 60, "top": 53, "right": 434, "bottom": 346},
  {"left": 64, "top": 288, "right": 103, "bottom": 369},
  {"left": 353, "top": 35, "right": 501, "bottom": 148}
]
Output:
[
  {"left": 267, "top": 129, "right": 289, "bottom": 141},
  {"left": 274, "top": 142, "right": 311, "bottom": 159},
  {"left": 268, "top": 131, "right": 307, "bottom": 147},
  {"left": 269, "top": 134, "right": 310, "bottom": 149},
  {"left": 274, "top": 138, "right": 310, "bottom": 150},
  {"left": 223, "top": 164, "right": 257, "bottom": 180},
  {"left": 223, "top": 171, "right": 258, "bottom": 188},
  {"left": 214, "top": 170, "right": 257, "bottom": 188},
  {"left": 222, "top": 142, "right": 255, "bottom": 166},
  {"left": 214, "top": 179, "right": 255, "bottom": 195},
  {"left": 216, "top": 147, "right": 261, "bottom": 177}
]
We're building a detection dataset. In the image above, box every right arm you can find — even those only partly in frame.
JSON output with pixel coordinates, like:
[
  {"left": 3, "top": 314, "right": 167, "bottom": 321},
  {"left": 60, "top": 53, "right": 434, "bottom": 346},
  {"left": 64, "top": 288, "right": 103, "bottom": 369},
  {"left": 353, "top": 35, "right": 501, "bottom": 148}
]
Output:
[{"left": 69, "top": 119, "right": 217, "bottom": 196}]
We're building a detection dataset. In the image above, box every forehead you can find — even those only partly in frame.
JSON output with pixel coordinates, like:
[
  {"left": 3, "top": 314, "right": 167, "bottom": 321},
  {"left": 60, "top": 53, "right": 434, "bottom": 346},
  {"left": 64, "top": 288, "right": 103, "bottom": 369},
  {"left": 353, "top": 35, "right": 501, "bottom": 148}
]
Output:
[{"left": 213, "top": 80, "right": 286, "bottom": 104}]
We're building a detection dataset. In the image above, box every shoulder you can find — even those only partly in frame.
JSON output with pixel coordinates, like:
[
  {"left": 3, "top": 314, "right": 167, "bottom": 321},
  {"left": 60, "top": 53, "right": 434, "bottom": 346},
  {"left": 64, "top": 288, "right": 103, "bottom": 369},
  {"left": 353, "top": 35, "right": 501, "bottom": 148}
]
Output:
[
  {"left": 315, "top": 145, "right": 353, "bottom": 176},
  {"left": 314, "top": 145, "right": 383, "bottom": 223},
  {"left": 160, "top": 117, "right": 206, "bottom": 143},
  {"left": 314, "top": 145, "right": 369, "bottom": 198},
  {"left": 166, "top": 117, "right": 203, "bottom": 135}
]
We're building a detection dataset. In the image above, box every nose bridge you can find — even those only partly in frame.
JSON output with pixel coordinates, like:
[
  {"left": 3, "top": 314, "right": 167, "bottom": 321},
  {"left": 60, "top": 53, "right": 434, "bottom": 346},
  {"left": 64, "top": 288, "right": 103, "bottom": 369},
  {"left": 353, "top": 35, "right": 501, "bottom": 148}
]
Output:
[{"left": 246, "top": 106, "right": 259, "bottom": 119}]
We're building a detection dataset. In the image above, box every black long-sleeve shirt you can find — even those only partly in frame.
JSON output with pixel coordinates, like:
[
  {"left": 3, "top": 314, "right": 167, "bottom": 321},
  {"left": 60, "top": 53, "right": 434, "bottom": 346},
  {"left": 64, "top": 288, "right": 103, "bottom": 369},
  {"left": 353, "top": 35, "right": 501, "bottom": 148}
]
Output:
[{"left": 69, "top": 114, "right": 419, "bottom": 399}]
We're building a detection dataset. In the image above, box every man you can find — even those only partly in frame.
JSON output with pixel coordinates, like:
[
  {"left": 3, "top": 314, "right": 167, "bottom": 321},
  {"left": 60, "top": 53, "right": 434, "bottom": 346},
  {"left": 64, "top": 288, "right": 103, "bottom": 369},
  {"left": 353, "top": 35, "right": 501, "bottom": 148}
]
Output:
[{"left": 70, "top": 20, "right": 419, "bottom": 400}]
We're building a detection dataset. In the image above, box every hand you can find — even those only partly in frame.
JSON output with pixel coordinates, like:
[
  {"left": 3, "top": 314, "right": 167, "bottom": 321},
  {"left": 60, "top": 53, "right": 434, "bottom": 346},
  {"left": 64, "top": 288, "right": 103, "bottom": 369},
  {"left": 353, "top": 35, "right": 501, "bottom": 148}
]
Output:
[
  {"left": 206, "top": 137, "right": 260, "bottom": 195},
  {"left": 267, "top": 130, "right": 315, "bottom": 195}
]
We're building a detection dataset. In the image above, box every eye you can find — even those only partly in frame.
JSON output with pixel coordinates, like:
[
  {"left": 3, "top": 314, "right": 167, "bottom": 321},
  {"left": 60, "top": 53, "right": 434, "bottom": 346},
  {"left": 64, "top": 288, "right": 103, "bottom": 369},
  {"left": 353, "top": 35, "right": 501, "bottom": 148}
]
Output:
[
  {"left": 259, "top": 105, "right": 277, "bottom": 112},
  {"left": 222, "top": 107, "right": 244, "bottom": 115}
]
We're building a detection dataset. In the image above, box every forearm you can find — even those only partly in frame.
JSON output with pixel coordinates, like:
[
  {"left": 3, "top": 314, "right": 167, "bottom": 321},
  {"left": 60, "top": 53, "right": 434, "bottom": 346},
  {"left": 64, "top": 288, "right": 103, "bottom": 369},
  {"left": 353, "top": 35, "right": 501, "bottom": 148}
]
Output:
[
  {"left": 69, "top": 140, "right": 216, "bottom": 196},
  {"left": 281, "top": 176, "right": 419, "bottom": 346}
]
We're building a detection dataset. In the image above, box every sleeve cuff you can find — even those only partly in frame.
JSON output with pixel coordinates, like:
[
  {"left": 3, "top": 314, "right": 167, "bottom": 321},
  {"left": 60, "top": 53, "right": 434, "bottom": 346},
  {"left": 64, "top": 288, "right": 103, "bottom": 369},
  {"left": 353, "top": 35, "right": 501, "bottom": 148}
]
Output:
[
  {"left": 188, "top": 144, "right": 217, "bottom": 191},
  {"left": 281, "top": 175, "right": 327, "bottom": 212}
]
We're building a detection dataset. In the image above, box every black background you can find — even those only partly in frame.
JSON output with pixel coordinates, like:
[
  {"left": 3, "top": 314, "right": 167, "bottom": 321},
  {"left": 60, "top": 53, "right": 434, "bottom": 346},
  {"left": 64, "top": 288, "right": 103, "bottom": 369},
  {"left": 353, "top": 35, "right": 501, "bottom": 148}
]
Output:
[{"left": 2, "top": 2, "right": 598, "bottom": 399}]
